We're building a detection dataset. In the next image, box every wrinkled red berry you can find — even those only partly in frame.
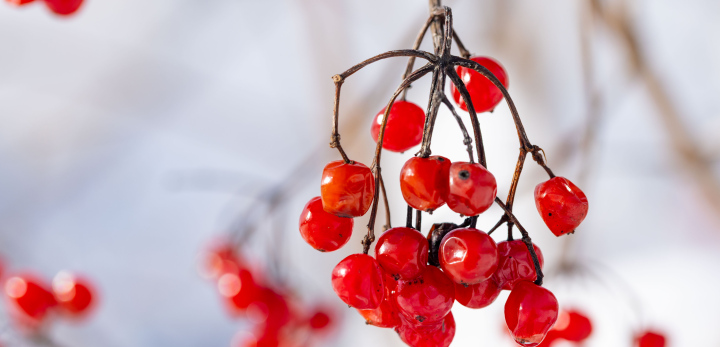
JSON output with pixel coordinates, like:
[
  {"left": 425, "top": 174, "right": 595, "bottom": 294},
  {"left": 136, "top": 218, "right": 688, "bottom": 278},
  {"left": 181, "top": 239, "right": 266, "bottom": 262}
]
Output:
[
  {"left": 535, "top": 176, "right": 588, "bottom": 236},
  {"left": 553, "top": 310, "right": 592, "bottom": 342},
  {"left": 299, "top": 196, "right": 353, "bottom": 252},
  {"left": 396, "top": 312, "right": 455, "bottom": 347},
  {"left": 400, "top": 156, "right": 451, "bottom": 212},
  {"left": 219, "top": 268, "right": 260, "bottom": 315},
  {"left": 635, "top": 330, "right": 667, "bottom": 347},
  {"left": 52, "top": 272, "right": 95, "bottom": 317},
  {"left": 371, "top": 100, "right": 426, "bottom": 153},
  {"left": 321, "top": 160, "right": 375, "bottom": 218},
  {"left": 396, "top": 266, "right": 455, "bottom": 324},
  {"left": 358, "top": 272, "right": 400, "bottom": 328},
  {"left": 451, "top": 56, "right": 508, "bottom": 113},
  {"left": 454, "top": 277, "right": 501, "bottom": 309},
  {"left": 331, "top": 254, "right": 384, "bottom": 309},
  {"left": 5, "top": 274, "right": 57, "bottom": 326},
  {"left": 494, "top": 240, "right": 544, "bottom": 290},
  {"left": 439, "top": 227, "right": 498, "bottom": 285},
  {"left": 44, "top": 0, "right": 83, "bottom": 15},
  {"left": 375, "top": 227, "right": 429, "bottom": 280},
  {"left": 505, "top": 281, "right": 559, "bottom": 346},
  {"left": 447, "top": 162, "right": 497, "bottom": 216}
]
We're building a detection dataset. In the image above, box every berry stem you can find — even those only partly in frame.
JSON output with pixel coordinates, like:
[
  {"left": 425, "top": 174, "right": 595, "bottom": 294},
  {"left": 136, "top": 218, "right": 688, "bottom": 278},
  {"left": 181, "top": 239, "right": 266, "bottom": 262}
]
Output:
[
  {"left": 440, "top": 94, "right": 475, "bottom": 164},
  {"left": 415, "top": 209, "right": 422, "bottom": 232},
  {"left": 406, "top": 205, "right": 414, "bottom": 229},
  {"left": 379, "top": 173, "right": 391, "bottom": 231},
  {"left": 493, "top": 197, "right": 544, "bottom": 286},
  {"left": 400, "top": 15, "right": 434, "bottom": 101},
  {"left": 445, "top": 67, "right": 487, "bottom": 168}
]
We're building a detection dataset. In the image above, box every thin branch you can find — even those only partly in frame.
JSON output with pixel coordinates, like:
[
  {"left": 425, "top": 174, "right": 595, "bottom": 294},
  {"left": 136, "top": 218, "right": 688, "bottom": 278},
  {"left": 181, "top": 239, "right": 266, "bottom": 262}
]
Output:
[
  {"left": 379, "top": 173, "right": 391, "bottom": 231},
  {"left": 445, "top": 67, "right": 487, "bottom": 167},
  {"left": 440, "top": 94, "right": 475, "bottom": 163}
]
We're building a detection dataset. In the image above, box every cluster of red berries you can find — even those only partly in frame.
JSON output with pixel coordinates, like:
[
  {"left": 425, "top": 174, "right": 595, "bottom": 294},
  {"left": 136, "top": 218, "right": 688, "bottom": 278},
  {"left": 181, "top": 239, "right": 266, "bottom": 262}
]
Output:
[
  {"left": 201, "top": 241, "right": 335, "bottom": 347},
  {"left": 1, "top": 264, "right": 95, "bottom": 331},
  {"left": 299, "top": 52, "right": 589, "bottom": 346},
  {"left": 5, "top": 0, "right": 83, "bottom": 16}
]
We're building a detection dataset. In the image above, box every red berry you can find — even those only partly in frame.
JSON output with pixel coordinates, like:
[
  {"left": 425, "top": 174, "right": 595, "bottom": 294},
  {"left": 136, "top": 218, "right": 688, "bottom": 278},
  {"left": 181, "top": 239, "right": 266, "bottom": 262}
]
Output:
[
  {"left": 358, "top": 272, "right": 401, "bottom": 328},
  {"left": 450, "top": 56, "right": 508, "bottom": 113},
  {"left": 396, "top": 312, "right": 455, "bottom": 347},
  {"left": 51, "top": 272, "right": 95, "bottom": 317},
  {"left": 454, "top": 277, "right": 501, "bottom": 309},
  {"left": 553, "top": 310, "right": 592, "bottom": 342},
  {"left": 447, "top": 162, "right": 497, "bottom": 216},
  {"left": 396, "top": 266, "right": 455, "bottom": 324},
  {"left": 4, "top": 274, "right": 57, "bottom": 326},
  {"left": 439, "top": 227, "right": 498, "bottom": 285},
  {"left": 308, "top": 308, "right": 333, "bottom": 331},
  {"left": 219, "top": 268, "right": 260, "bottom": 315},
  {"left": 331, "top": 254, "right": 384, "bottom": 309},
  {"left": 44, "top": 0, "right": 83, "bottom": 15},
  {"left": 635, "top": 330, "right": 667, "bottom": 347},
  {"left": 400, "top": 156, "right": 451, "bottom": 212},
  {"left": 247, "top": 288, "right": 291, "bottom": 334},
  {"left": 493, "top": 240, "right": 544, "bottom": 290},
  {"left": 534, "top": 176, "right": 589, "bottom": 237},
  {"left": 535, "top": 331, "right": 560, "bottom": 347},
  {"left": 375, "top": 227, "right": 429, "bottom": 280},
  {"left": 299, "top": 196, "right": 353, "bottom": 252},
  {"left": 505, "top": 281, "right": 559, "bottom": 346},
  {"left": 321, "top": 160, "right": 375, "bottom": 218},
  {"left": 199, "top": 240, "right": 243, "bottom": 279},
  {"left": 370, "top": 100, "right": 426, "bottom": 153}
]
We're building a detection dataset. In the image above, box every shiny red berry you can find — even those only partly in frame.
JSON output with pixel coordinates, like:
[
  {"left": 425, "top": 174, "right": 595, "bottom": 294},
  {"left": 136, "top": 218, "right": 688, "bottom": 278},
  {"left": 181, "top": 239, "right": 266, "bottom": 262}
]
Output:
[
  {"left": 400, "top": 156, "right": 451, "bottom": 212},
  {"left": 396, "top": 266, "right": 455, "bottom": 324},
  {"left": 4, "top": 274, "right": 57, "bottom": 325},
  {"left": 51, "top": 272, "right": 95, "bottom": 317},
  {"left": 219, "top": 267, "right": 260, "bottom": 315},
  {"left": 370, "top": 100, "right": 426, "bottom": 153},
  {"left": 494, "top": 240, "right": 544, "bottom": 290},
  {"left": 396, "top": 312, "right": 455, "bottom": 347},
  {"left": 447, "top": 162, "right": 497, "bottom": 216},
  {"left": 553, "top": 310, "right": 592, "bottom": 342},
  {"left": 505, "top": 281, "right": 559, "bottom": 346},
  {"left": 534, "top": 176, "right": 589, "bottom": 236},
  {"left": 375, "top": 227, "right": 429, "bottom": 280},
  {"left": 439, "top": 227, "right": 498, "bottom": 285},
  {"left": 454, "top": 277, "right": 501, "bottom": 309},
  {"left": 451, "top": 56, "right": 508, "bottom": 113},
  {"left": 321, "top": 160, "right": 375, "bottom": 218},
  {"left": 635, "top": 330, "right": 667, "bottom": 347},
  {"left": 299, "top": 196, "right": 353, "bottom": 252},
  {"left": 44, "top": 0, "right": 83, "bottom": 15},
  {"left": 358, "top": 271, "right": 400, "bottom": 328},
  {"left": 331, "top": 254, "right": 384, "bottom": 309}
]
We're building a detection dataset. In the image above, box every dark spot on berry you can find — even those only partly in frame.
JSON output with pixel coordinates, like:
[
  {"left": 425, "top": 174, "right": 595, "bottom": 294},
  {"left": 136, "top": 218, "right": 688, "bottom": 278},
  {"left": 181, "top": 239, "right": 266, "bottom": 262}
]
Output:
[
  {"left": 459, "top": 170, "right": 470, "bottom": 180},
  {"left": 416, "top": 316, "right": 426, "bottom": 322},
  {"left": 548, "top": 213, "right": 552, "bottom": 216},
  {"left": 392, "top": 274, "right": 400, "bottom": 281},
  {"left": 318, "top": 249, "right": 326, "bottom": 252},
  {"left": 437, "top": 157, "right": 446, "bottom": 162},
  {"left": 461, "top": 281, "right": 469, "bottom": 288}
]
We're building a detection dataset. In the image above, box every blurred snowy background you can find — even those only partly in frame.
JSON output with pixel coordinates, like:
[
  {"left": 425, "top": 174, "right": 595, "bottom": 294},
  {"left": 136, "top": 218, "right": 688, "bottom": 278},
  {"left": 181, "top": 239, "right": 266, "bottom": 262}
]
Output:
[{"left": 0, "top": 0, "right": 719, "bottom": 346}]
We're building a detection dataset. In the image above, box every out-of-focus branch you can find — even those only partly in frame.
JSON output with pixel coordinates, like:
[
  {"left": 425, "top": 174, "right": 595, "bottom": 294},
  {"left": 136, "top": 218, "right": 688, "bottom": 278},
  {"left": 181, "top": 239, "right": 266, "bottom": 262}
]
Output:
[{"left": 593, "top": 0, "right": 720, "bottom": 218}]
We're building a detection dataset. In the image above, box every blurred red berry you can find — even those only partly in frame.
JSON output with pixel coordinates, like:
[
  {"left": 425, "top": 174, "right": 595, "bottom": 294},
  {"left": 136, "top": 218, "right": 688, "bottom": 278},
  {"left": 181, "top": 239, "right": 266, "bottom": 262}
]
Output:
[
  {"left": 220, "top": 268, "right": 260, "bottom": 315},
  {"left": 52, "top": 272, "right": 95, "bottom": 317},
  {"left": 370, "top": 100, "right": 426, "bottom": 153},
  {"left": 552, "top": 310, "right": 592, "bottom": 342},
  {"left": 635, "top": 330, "right": 667, "bottom": 347},
  {"left": 5, "top": 274, "right": 57, "bottom": 326},
  {"left": 199, "top": 240, "right": 242, "bottom": 279},
  {"left": 299, "top": 196, "right": 353, "bottom": 252},
  {"left": 44, "top": 0, "right": 83, "bottom": 15},
  {"left": 321, "top": 160, "right": 375, "bottom": 218}
]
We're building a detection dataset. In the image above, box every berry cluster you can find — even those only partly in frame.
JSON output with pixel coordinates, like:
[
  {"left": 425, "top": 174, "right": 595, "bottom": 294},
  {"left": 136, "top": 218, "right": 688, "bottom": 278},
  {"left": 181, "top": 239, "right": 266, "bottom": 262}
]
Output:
[
  {"left": 5, "top": 0, "right": 83, "bottom": 16},
  {"left": 1, "top": 265, "right": 95, "bottom": 331},
  {"left": 298, "top": 5, "right": 589, "bottom": 346},
  {"left": 200, "top": 241, "right": 335, "bottom": 347}
]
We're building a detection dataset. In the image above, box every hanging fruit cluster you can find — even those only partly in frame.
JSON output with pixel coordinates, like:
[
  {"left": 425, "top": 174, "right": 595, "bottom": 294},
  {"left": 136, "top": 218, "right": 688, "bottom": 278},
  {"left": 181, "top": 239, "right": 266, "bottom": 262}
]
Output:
[
  {"left": 200, "top": 240, "right": 335, "bottom": 347},
  {"left": 5, "top": 0, "right": 83, "bottom": 16},
  {"left": 298, "top": 3, "right": 589, "bottom": 347}
]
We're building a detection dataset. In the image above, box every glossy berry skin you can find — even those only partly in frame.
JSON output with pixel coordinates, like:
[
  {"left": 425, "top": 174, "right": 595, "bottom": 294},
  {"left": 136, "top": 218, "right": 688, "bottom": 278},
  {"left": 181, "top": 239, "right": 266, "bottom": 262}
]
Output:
[
  {"left": 400, "top": 156, "right": 451, "bottom": 212},
  {"left": 51, "top": 272, "right": 95, "bottom": 317},
  {"left": 447, "top": 162, "right": 497, "bottom": 216},
  {"left": 450, "top": 56, "right": 508, "bottom": 113},
  {"left": 635, "top": 330, "right": 667, "bottom": 347},
  {"left": 375, "top": 227, "right": 429, "bottom": 280},
  {"left": 331, "top": 254, "right": 384, "bottom": 309},
  {"left": 371, "top": 101, "right": 426, "bottom": 153},
  {"left": 44, "top": 0, "right": 83, "bottom": 15},
  {"left": 321, "top": 160, "right": 375, "bottom": 218},
  {"left": 358, "top": 272, "right": 400, "bottom": 328},
  {"left": 396, "top": 266, "right": 455, "bottom": 324},
  {"left": 299, "top": 196, "right": 353, "bottom": 252},
  {"left": 4, "top": 274, "right": 57, "bottom": 326},
  {"left": 534, "top": 176, "right": 589, "bottom": 236},
  {"left": 454, "top": 277, "right": 501, "bottom": 309},
  {"left": 219, "top": 268, "right": 260, "bottom": 315},
  {"left": 505, "top": 281, "right": 559, "bottom": 346},
  {"left": 439, "top": 227, "right": 498, "bottom": 285},
  {"left": 553, "top": 310, "right": 592, "bottom": 342},
  {"left": 494, "top": 240, "right": 544, "bottom": 290},
  {"left": 396, "top": 312, "right": 455, "bottom": 347}
]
